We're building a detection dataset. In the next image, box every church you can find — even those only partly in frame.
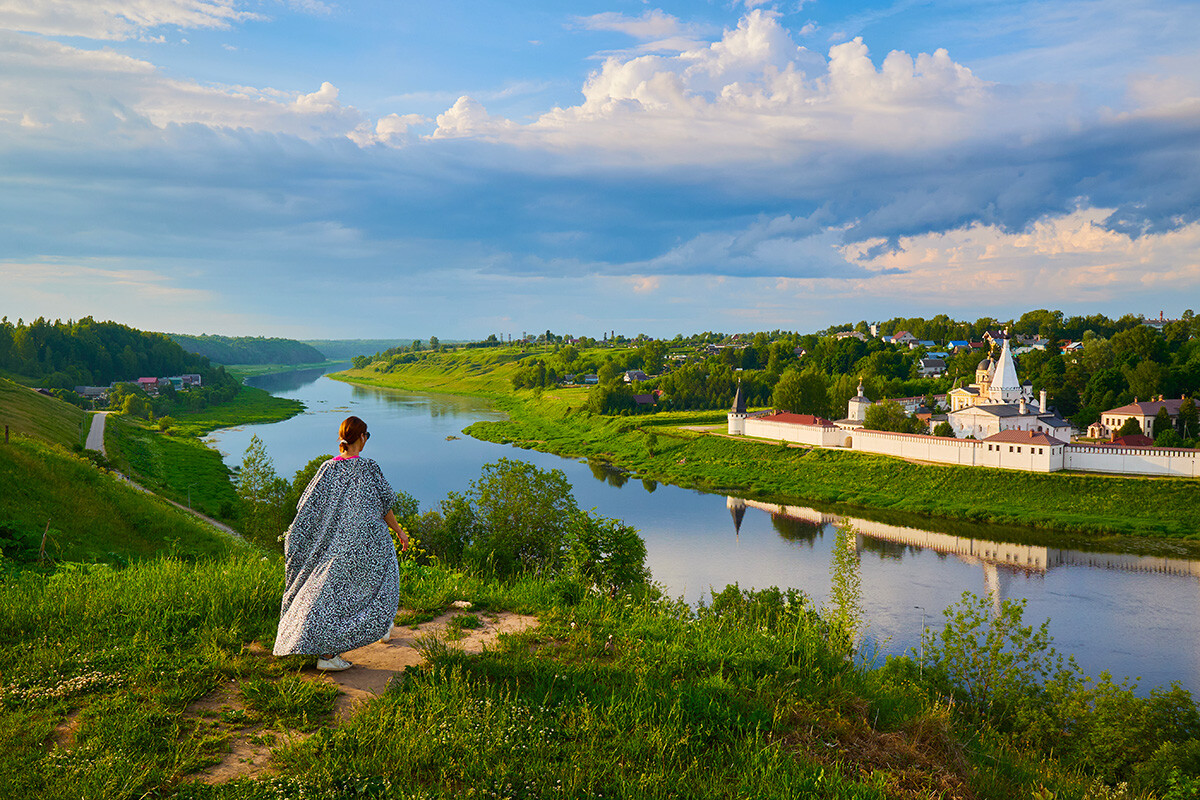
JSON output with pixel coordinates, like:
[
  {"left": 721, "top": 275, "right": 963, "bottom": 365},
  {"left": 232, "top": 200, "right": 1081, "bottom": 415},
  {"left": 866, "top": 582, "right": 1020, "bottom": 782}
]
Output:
[{"left": 946, "top": 333, "right": 1072, "bottom": 441}]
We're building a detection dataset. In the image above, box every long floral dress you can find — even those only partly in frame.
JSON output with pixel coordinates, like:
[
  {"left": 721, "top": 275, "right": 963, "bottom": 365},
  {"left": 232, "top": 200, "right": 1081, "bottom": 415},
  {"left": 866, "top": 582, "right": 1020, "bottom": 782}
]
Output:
[{"left": 273, "top": 455, "right": 400, "bottom": 656}]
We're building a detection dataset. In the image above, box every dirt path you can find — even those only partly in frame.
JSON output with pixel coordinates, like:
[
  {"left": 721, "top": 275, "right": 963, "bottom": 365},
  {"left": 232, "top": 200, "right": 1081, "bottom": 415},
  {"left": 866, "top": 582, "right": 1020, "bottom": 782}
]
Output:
[{"left": 188, "top": 606, "right": 538, "bottom": 784}]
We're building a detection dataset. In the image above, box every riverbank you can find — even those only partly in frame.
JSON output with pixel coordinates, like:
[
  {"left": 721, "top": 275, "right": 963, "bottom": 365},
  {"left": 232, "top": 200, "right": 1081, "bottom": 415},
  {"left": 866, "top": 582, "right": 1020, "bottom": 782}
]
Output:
[
  {"left": 2, "top": 553, "right": 1185, "bottom": 799},
  {"left": 332, "top": 359, "right": 1200, "bottom": 541}
]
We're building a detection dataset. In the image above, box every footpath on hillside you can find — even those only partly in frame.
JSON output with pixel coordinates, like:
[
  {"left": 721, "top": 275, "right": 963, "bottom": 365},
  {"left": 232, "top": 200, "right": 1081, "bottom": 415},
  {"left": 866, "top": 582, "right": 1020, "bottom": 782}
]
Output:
[{"left": 84, "top": 411, "right": 244, "bottom": 540}]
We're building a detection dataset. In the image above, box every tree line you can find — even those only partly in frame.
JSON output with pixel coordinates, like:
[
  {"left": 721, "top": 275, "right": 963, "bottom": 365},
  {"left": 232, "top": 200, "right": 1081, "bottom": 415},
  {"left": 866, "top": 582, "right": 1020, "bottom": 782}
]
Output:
[{"left": 167, "top": 333, "right": 326, "bottom": 366}]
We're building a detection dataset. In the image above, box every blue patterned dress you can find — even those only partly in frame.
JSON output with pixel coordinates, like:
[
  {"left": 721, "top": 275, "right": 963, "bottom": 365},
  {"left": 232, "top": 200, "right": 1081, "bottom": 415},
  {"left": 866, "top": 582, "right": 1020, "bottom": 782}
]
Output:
[{"left": 273, "top": 456, "right": 400, "bottom": 656}]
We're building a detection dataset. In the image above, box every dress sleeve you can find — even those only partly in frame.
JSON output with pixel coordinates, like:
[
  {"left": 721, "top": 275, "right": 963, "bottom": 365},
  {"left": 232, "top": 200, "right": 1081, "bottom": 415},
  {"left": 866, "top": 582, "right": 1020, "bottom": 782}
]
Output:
[{"left": 364, "top": 459, "right": 397, "bottom": 517}]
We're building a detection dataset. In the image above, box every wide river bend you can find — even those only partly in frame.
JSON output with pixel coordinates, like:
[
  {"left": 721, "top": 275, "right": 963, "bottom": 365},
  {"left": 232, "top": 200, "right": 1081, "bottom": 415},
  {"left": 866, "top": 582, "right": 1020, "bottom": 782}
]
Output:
[{"left": 207, "top": 365, "right": 1200, "bottom": 695}]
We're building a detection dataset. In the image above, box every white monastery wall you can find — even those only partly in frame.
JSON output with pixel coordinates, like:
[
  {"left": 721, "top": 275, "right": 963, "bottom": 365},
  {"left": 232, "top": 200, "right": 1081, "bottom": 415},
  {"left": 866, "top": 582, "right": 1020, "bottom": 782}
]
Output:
[
  {"left": 1064, "top": 446, "right": 1200, "bottom": 478},
  {"left": 728, "top": 413, "right": 1198, "bottom": 478},
  {"left": 742, "top": 417, "right": 844, "bottom": 447}
]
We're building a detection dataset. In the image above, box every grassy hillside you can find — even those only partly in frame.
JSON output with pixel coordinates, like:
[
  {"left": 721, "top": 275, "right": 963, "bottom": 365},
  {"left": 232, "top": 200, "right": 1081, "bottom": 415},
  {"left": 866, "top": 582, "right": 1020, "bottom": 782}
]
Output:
[
  {"left": 0, "top": 435, "right": 247, "bottom": 563},
  {"left": 331, "top": 347, "right": 524, "bottom": 396},
  {"left": 0, "top": 377, "right": 90, "bottom": 449}
]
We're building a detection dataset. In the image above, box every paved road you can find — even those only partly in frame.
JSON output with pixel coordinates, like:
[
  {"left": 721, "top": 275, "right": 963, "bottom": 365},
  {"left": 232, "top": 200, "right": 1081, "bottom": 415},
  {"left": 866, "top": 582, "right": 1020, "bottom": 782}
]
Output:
[
  {"left": 85, "top": 411, "right": 110, "bottom": 454},
  {"left": 84, "top": 411, "right": 244, "bottom": 541}
]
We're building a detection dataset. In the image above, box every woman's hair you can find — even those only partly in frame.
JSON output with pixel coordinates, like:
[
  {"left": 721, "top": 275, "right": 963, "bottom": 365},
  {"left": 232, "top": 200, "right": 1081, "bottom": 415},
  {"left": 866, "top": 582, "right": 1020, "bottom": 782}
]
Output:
[{"left": 338, "top": 416, "right": 368, "bottom": 452}]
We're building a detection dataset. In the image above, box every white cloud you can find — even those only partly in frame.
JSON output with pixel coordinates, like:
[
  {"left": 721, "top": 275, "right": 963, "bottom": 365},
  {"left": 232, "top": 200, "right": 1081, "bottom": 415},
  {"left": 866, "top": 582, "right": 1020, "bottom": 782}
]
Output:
[
  {"left": 574, "top": 10, "right": 689, "bottom": 40},
  {"left": 436, "top": 11, "right": 1009, "bottom": 163},
  {"left": 0, "top": 0, "right": 261, "bottom": 41},
  {"left": 0, "top": 32, "right": 384, "bottom": 140},
  {"left": 431, "top": 96, "right": 515, "bottom": 139},
  {"left": 838, "top": 208, "right": 1200, "bottom": 304},
  {"left": 348, "top": 112, "right": 429, "bottom": 146}
]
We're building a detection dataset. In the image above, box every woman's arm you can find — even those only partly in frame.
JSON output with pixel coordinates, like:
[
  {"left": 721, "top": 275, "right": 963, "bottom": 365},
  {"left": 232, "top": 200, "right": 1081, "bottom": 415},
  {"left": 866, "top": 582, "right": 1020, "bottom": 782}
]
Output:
[{"left": 384, "top": 509, "right": 410, "bottom": 550}]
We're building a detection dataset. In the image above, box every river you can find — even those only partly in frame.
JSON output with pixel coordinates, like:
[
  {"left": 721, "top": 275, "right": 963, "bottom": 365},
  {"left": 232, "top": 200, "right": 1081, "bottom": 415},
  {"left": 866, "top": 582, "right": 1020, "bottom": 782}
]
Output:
[{"left": 207, "top": 364, "right": 1200, "bottom": 695}]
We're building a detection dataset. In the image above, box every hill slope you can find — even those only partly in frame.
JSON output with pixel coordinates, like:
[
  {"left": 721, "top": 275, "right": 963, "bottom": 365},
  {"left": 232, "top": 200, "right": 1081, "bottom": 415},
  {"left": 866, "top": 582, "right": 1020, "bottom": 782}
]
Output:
[
  {"left": 0, "top": 376, "right": 90, "bottom": 448},
  {"left": 0, "top": 435, "right": 247, "bottom": 563}
]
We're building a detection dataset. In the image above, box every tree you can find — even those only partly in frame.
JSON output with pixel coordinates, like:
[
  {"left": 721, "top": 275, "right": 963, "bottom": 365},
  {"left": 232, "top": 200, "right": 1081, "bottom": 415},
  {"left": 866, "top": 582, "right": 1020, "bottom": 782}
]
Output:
[
  {"left": 863, "top": 400, "right": 924, "bottom": 433},
  {"left": 597, "top": 360, "right": 620, "bottom": 385},
  {"left": 1116, "top": 417, "right": 1142, "bottom": 438},
  {"left": 236, "top": 435, "right": 290, "bottom": 549},
  {"left": 467, "top": 458, "right": 580, "bottom": 577},
  {"left": 429, "top": 336, "right": 439, "bottom": 350},
  {"left": 772, "top": 369, "right": 829, "bottom": 417},
  {"left": 1153, "top": 407, "right": 1173, "bottom": 439},
  {"left": 933, "top": 421, "right": 955, "bottom": 437},
  {"left": 1179, "top": 396, "right": 1198, "bottom": 439}
]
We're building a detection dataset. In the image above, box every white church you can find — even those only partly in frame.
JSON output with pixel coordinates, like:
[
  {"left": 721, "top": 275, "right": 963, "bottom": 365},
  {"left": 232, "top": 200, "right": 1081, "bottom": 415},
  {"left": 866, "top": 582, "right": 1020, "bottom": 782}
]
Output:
[{"left": 944, "top": 334, "right": 1073, "bottom": 441}]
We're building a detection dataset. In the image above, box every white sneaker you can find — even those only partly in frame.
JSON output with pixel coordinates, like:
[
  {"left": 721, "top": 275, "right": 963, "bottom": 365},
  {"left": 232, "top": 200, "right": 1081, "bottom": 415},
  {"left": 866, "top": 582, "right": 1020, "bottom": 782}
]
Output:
[
  {"left": 317, "top": 654, "right": 353, "bottom": 671},
  {"left": 381, "top": 625, "right": 393, "bottom": 643}
]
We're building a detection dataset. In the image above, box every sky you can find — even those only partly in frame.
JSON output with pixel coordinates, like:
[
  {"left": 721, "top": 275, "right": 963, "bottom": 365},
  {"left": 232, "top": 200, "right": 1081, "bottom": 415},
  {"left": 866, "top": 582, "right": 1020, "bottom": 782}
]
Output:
[{"left": 2, "top": 0, "right": 1199, "bottom": 340}]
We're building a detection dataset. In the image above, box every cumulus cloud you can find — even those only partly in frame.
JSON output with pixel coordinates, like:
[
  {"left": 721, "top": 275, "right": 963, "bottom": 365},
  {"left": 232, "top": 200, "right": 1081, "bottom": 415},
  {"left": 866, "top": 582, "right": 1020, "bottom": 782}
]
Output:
[
  {"left": 0, "top": 0, "right": 261, "bottom": 40},
  {"left": 447, "top": 11, "right": 1006, "bottom": 162},
  {"left": 431, "top": 96, "right": 515, "bottom": 139},
  {"left": 838, "top": 208, "right": 1200, "bottom": 305}
]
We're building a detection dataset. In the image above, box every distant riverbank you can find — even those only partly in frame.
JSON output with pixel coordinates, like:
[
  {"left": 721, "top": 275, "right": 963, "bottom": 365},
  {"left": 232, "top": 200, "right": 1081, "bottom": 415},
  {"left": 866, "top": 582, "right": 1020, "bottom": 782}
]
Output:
[{"left": 331, "top": 355, "right": 1200, "bottom": 543}]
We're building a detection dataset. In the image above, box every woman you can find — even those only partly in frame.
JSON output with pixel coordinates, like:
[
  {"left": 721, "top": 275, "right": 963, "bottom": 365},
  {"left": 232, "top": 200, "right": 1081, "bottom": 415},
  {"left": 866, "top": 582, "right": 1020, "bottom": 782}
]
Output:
[{"left": 273, "top": 416, "right": 410, "bottom": 671}]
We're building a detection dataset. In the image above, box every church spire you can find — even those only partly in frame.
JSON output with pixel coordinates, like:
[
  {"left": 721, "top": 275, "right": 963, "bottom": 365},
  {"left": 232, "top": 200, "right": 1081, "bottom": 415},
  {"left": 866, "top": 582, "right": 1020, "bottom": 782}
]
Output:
[
  {"left": 731, "top": 380, "right": 747, "bottom": 414},
  {"left": 989, "top": 331, "right": 1021, "bottom": 401}
]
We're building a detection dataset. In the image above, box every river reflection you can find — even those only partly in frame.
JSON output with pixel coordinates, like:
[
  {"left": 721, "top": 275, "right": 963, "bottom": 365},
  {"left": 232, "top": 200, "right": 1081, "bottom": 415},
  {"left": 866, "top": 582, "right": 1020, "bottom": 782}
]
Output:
[{"left": 208, "top": 365, "right": 1200, "bottom": 695}]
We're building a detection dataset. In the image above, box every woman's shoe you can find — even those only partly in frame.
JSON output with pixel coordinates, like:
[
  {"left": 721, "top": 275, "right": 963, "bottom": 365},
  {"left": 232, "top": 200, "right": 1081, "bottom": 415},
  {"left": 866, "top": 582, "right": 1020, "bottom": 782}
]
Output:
[
  {"left": 381, "top": 625, "right": 393, "bottom": 643},
  {"left": 317, "top": 654, "right": 353, "bottom": 671}
]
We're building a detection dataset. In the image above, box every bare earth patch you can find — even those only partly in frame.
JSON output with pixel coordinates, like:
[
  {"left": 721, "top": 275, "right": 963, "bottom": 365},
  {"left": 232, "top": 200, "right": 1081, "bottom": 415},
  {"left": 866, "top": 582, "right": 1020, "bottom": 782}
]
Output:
[{"left": 185, "top": 609, "right": 538, "bottom": 783}]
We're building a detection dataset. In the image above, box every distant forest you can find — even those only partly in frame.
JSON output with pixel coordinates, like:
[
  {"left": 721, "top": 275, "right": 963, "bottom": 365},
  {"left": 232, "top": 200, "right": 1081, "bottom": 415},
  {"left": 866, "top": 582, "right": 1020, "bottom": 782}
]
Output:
[
  {"left": 302, "top": 339, "right": 415, "bottom": 361},
  {"left": 0, "top": 316, "right": 239, "bottom": 411},
  {"left": 169, "top": 333, "right": 326, "bottom": 366}
]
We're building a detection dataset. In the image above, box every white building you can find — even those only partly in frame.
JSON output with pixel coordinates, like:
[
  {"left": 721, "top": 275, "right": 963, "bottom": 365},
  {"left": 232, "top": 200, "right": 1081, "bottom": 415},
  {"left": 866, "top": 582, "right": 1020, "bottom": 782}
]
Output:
[{"left": 946, "top": 334, "right": 1071, "bottom": 441}]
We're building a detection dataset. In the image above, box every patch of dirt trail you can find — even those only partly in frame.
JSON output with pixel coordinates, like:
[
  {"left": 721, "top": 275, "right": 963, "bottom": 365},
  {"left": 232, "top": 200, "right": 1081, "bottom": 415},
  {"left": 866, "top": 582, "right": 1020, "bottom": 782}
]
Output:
[{"left": 187, "top": 608, "right": 538, "bottom": 783}]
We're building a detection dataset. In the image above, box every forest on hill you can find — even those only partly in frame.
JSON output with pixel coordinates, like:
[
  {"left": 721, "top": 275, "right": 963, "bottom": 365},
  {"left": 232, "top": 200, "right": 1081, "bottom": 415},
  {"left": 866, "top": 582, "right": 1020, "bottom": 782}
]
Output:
[
  {"left": 0, "top": 316, "right": 233, "bottom": 393},
  {"left": 168, "top": 333, "right": 326, "bottom": 365}
]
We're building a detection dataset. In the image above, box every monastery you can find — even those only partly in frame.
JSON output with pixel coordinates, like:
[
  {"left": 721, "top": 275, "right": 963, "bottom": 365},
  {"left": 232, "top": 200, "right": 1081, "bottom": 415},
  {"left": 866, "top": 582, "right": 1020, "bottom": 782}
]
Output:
[{"left": 728, "top": 333, "right": 1198, "bottom": 478}]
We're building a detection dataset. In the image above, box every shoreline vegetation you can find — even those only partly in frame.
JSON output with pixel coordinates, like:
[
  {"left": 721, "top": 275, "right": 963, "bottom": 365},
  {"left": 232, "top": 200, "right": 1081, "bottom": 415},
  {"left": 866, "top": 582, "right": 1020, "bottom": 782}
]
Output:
[{"left": 330, "top": 349, "right": 1200, "bottom": 544}]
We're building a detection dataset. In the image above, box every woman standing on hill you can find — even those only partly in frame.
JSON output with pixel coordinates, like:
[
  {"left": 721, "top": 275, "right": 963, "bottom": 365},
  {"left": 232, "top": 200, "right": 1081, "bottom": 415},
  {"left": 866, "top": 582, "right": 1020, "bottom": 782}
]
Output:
[{"left": 273, "top": 415, "right": 410, "bottom": 671}]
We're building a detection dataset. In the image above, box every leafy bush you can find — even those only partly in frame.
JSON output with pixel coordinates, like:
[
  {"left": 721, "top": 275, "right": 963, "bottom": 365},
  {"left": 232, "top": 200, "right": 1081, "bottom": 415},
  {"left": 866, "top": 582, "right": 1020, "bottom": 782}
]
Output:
[{"left": 922, "top": 591, "right": 1200, "bottom": 794}]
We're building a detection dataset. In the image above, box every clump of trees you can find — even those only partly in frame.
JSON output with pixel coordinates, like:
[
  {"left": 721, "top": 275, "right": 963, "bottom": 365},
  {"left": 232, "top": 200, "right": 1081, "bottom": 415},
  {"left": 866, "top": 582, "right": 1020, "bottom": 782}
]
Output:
[{"left": 235, "top": 445, "right": 651, "bottom": 595}]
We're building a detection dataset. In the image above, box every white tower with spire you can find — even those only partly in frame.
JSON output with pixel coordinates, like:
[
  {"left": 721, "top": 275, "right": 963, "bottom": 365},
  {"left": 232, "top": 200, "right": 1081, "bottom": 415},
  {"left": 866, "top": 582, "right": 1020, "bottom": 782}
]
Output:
[{"left": 987, "top": 331, "right": 1023, "bottom": 404}]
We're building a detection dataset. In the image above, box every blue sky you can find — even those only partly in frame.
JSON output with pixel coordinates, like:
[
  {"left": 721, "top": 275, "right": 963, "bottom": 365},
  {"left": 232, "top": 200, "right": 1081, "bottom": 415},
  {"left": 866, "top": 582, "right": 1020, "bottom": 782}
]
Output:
[{"left": 2, "top": 0, "right": 1199, "bottom": 339}]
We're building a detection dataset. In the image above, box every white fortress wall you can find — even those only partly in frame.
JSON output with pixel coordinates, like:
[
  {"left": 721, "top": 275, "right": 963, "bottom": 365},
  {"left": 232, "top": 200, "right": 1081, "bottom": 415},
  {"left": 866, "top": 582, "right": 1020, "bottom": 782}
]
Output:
[
  {"left": 742, "top": 418, "right": 845, "bottom": 447},
  {"left": 849, "top": 429, "right": 982, "bottom": 467},
  {"left": 1064, "top": 445, "right": 1200, "bottom": 478}
]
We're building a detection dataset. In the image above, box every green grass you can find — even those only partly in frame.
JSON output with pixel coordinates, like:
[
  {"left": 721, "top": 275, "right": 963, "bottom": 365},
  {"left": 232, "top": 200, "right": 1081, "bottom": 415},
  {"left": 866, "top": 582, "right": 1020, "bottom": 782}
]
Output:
[
  {"left": 168, "top": 385, "right": 304, "bottom": 437},
  {"left": 0, "top": 376, "right": 90, "bottom": 449},
  {"left": 0, "top": 436, "right": 248, "bottom": 564},
  {"left": 105, "top": 415, "right": 241, "bottom": 522},
  {"left": 0, "top": 556, "right": 1113, "bottom": 799},
  {"left": 223, "top": 362, "right": 345, "bottom": 381},
  {"left": 470, "top": 406, "right": 1200, "bottom": 540}
]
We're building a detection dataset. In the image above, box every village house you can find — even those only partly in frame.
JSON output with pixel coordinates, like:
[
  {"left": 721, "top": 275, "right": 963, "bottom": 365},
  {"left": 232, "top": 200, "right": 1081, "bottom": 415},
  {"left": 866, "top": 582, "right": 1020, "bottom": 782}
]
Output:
[{"left": 1088, "top": 397, "right": 1185, "bottom": 440}]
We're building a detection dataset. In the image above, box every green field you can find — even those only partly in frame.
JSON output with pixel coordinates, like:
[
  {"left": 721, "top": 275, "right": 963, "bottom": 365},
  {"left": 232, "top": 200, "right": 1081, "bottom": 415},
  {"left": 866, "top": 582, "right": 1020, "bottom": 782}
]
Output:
[
  {"left": 0, "top": 435, "right": 247, "bottom": 563},
  {"left": 334, "top": 351, "right": 1200, "bottom": 541},
  {"left": 167, "top": 384, "right": 304, "bottom": 437}
]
